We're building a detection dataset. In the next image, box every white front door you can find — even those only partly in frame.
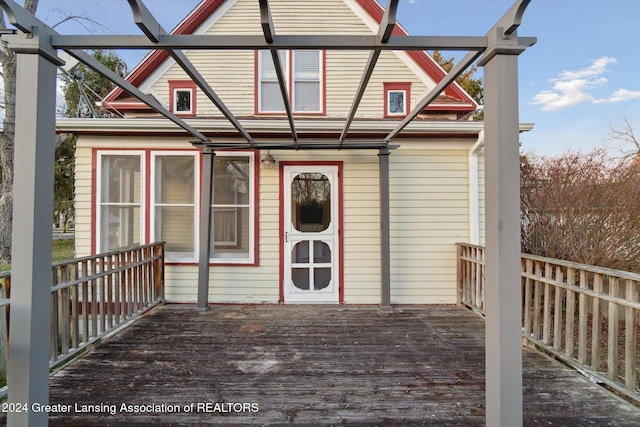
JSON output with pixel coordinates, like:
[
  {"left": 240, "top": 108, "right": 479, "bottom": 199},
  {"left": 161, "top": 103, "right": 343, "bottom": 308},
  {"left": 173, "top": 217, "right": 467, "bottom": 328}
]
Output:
[{"left": 283, "top": 165, "right": 339, "bottom": 303}]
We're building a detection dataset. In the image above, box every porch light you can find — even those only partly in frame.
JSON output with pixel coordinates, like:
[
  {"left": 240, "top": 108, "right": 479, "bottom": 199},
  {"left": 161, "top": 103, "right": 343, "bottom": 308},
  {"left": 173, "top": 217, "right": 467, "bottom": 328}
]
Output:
[{"left": 261, "top": 151, "right": 276, "bottom": 169}]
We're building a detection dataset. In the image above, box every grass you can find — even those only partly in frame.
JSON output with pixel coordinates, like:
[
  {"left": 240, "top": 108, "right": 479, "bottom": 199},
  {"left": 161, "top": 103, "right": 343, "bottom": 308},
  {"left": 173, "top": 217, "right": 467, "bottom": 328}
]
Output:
[{"left": 0, "top": 239, "right": 75, "bottom": 272}]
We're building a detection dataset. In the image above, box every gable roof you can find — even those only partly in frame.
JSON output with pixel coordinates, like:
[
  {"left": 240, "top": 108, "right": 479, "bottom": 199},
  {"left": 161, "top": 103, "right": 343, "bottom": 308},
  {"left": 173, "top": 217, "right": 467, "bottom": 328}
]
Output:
[{"left": 103, "top": 0, "right": 478, "bottom": 114}]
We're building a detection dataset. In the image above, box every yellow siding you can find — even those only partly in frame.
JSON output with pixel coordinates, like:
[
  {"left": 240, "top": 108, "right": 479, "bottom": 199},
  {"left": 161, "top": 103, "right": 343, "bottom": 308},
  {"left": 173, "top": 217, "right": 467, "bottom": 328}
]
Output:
[
  {"left": 74, "top": 146, "right": 93, "bottom": 257},
  {"left": 75, "top": 136, "right": 473, "bottom": 304},
  {"left": 389, "top": 150, "right": 470, "bottom": 304},
  {"left": 144, "top": 0, "right": 434, "bottom": 119},
  {"left": 478, "top": 150, "right": 486, "bottom": 245}
]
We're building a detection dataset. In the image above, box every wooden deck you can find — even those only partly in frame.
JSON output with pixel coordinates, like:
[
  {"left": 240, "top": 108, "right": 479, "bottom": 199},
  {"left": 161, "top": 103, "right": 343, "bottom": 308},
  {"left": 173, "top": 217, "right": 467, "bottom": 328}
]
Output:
[{"left": 18, "top": 305, "right": 640, "bottom": 425}]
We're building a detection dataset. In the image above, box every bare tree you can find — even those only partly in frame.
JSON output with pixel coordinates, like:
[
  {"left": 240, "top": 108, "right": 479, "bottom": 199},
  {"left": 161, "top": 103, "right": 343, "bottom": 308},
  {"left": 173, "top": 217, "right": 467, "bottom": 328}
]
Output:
[
  {"left": 0, "top": 0, "right": 39, "bottom": 264},
  {"left": 521, "top": 149, "right": 640, "bottom": 272},
  {"left": 609, "top": 116, "right": 639, "bottom": 159}
]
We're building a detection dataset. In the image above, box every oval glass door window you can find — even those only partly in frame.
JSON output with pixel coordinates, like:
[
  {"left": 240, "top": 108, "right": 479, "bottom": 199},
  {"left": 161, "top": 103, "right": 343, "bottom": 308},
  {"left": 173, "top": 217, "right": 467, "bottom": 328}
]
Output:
[{"left": 291, "top": 173, "right": 331, "bottom": 232}]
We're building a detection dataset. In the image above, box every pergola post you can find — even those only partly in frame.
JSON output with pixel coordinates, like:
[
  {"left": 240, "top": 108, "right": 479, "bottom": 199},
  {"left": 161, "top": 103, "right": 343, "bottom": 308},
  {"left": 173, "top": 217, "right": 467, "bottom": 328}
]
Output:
[
  {"left": 196, "top": 148, "right": 215, "bottom": 311},
  {"left": 379, "top": 147, "right": 391, "bottom": 309},
  {"left": 479, "top": 26, "right": 525, "bottom": 426},
  {"left": 6, "top": 30, "right": 62, "bottom": 426}
]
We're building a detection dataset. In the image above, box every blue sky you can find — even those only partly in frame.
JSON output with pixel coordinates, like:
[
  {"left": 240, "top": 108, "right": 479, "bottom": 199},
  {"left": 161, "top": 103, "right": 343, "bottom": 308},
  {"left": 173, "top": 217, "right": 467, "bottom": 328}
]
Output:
[{"left": 31, "top": 0, "right": 640, "bottom": 156}]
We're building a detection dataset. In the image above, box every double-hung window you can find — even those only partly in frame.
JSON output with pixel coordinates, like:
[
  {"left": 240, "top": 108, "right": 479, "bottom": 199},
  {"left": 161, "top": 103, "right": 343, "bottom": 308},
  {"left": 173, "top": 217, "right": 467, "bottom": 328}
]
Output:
[
  {"left": 258, "top": 50, "right": 323, "bottom": 114},
  {"left": 98, "top": 153, "right": 144, "bottom": 252}
]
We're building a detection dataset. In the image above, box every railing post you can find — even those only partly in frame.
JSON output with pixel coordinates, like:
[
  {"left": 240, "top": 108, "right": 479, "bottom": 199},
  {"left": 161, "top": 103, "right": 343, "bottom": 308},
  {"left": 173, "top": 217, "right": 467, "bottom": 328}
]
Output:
[{"left": 155, "top": 243, "right": 165, "bottom": 303}]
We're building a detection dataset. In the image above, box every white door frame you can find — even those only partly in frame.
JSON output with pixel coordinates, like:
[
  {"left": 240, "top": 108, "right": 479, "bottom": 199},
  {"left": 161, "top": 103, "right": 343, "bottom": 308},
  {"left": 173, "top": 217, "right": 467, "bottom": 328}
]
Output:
[{"left": 281, "top": 164, "right": 341, "bottom": 303}]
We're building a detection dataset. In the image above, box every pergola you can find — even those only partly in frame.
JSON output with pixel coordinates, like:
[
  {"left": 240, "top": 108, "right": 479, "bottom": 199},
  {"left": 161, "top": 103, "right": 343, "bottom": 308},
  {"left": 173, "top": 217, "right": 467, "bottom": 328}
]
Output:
[{"left": 0, "top": 0, "right": 535, "bottom": 425}]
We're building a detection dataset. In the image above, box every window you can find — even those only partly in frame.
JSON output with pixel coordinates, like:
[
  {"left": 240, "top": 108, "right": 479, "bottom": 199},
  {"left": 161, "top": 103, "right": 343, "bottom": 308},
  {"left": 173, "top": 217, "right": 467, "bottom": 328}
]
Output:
[
  {"left": 152, "top": 153, "right": 198, "bottom": 259},
  {"left": 97, "top": 153, "right": 144, "bottom": 252},
  {"left": 96, "top": 150, "right": 256, "bottom": 264},
  {"left": 384, "top": 82, "right": 411, "bottom": 117},
  {"left": 258, "top": 50, "right": 323, "bottom": 114},
  {"left": 169, "top": 80, "right": 196, "bottom": 115},
  {"left": 210, "top": 153, "right": 255, "bottom": 261}
]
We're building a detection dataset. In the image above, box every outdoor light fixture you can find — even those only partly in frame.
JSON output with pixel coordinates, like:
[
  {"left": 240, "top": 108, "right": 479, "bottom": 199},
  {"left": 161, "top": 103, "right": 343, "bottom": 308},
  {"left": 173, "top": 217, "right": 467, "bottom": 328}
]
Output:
[{"left": 261, "top": 151, "right": 276, "bottom": 169}]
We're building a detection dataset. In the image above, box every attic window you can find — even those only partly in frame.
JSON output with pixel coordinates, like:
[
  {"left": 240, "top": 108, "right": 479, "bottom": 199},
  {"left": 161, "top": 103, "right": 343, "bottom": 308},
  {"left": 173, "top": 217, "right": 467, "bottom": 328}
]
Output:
[
  {"left": 169, "top": 80, "right": 197, "bottom": 115},
  {"left": 384, "top": 82, "right": 411, "bottom": 117}
]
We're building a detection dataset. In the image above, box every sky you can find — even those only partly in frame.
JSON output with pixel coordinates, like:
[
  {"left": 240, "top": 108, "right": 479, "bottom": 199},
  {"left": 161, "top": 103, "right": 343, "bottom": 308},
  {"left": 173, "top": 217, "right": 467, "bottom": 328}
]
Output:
[{"left": 22, "top": 0, "right": 640, "bottom": 157}]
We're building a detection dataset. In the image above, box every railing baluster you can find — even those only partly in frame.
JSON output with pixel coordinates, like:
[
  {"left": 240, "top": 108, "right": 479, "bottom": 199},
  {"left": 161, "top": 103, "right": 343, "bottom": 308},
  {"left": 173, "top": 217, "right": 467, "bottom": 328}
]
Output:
[
  {"left": 60, "top": 266, "right": 70, "bottom": 356},
  {"left": 533, "top": 261, "right": 542, "bottom": 340},
  {"left": 553, "top": 266, "right": 563, "bottom": 351},
  {"left": 50, "top": 277, "right": 59, "bottom": 363},
  {"left": 608, "top": 277, "right": 619, "bottom": 381},
  {"left": 565, "top": 267, "right": 575, "bottom": 359},
  {"left": 624, "top": 279, "right": 637, "bottom": 392},
  {"left": 99, "top": 256, "right": 106, "bottom": 334},
  {"left": 90, "top": 258, "right": 98, "bottom": 338},
  {"left": 543, "top": 262, "right": 552, "bottom": 345},
  {"left": 592, "top": 273, "right": 603, "bottom": 371},
  {"left": 114, "top": 253, "right": 121, "bottom": 325},
  {"left": 81, "top": 261, "right": 89, "bottom": 344},
  {"left": 106, "top": 255, "right": 113, "bottom": 329},
  {"left": 523, "top": 258, "right": 533, "bottom": 337},
  {"left": 71, "top": 264, "right": 79, "bottom": 351},
  {"left": 578, "top": 270, "right": 588, "bottom": 364}
]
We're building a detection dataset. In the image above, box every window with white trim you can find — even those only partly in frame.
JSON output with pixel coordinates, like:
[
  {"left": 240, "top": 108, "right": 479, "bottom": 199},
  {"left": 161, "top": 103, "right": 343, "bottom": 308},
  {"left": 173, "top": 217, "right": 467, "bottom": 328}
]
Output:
[
  {"left": 169, "top": 80, "right": 196, "bottom": 115},
  {"left": 96, "top": 150, "right": 256, "bottom": 264},
  {"left": 388, "top": 90, "right": 406, "bottom": 115},
  {"left": 98, "top": 153, "right": 144, "bottom": 252},
  {"left": 210, "top": 153, "right": 255, "bottom": 261},
  {"left": 152, "top": 152, "right": 198, "bottom": 259},
  {"left": 384, "top": 82, "right": 411, "bottom": 117},
  {"left": 258, "top": 50, "right": 323, "bottom": 113},
  {"left": 173, "top": 88, "right": 193, "bottom": 114}
]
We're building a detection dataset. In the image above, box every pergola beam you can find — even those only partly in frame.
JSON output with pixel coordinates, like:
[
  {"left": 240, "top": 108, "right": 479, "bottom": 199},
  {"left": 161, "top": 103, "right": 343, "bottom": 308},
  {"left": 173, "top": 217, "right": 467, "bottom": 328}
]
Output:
[
  {"left": 192, "top": 142, "right": 400, "bottom": 150},
  {"left": 340, "top": 0, "right": 398, "bottom": 142},
  {"left": 49, "top": 34, "right": 493, "bottom": 51},
  {"left": 260, "top": 0, "right": 297, "bottom": 143},
  {"left": 127, "top": 0, "right": 253, "bottom": 143}
]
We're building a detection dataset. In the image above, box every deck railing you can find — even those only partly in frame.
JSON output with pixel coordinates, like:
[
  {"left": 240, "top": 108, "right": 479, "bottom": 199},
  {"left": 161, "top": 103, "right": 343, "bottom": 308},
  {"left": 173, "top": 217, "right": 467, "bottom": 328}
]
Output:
[
  {"left": 0, "top": 242, "right": 165, "bottom": 397},
  {"left": 457, "top": 242, "right": 640, "bottom": 404}
]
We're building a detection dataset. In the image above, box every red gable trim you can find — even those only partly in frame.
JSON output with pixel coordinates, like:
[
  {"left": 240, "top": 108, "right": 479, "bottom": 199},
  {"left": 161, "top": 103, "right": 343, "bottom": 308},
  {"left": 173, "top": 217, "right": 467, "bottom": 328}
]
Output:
[
  {"left": 105, "top": 0, "right": 226, "bottom": 104},
  {"left": 355, "top": 0, "right": 477, "bottom": 110}
]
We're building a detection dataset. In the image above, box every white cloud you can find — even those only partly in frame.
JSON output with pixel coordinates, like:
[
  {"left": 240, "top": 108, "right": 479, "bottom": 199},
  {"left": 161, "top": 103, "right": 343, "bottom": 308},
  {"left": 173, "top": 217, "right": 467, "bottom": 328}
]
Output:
[
  {"left": 528, "top": 56, "right": 640, "bottom": 111},
  {"left": 604, "top": 88, "right": 640, "bottom": 103}
]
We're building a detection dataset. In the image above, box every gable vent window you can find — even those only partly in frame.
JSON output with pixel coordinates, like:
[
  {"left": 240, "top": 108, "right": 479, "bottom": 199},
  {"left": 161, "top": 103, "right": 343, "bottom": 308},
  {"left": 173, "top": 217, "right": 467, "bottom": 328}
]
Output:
[
  {"left": 384, "top": 82, "right": 411, "bottom": 118},
  {"left": 258, "top": 50, "right": 324, "bottom": 114},
  {"left": 169, "top": 80, "right": 196, "bottom": 115}
]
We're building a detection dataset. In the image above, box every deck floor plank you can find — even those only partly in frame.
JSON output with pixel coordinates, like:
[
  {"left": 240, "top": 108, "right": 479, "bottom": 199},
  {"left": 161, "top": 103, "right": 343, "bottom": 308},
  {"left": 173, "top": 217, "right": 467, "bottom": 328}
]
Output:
[{"left": 10, "top": 305, "right": 640, "bottom": 425}]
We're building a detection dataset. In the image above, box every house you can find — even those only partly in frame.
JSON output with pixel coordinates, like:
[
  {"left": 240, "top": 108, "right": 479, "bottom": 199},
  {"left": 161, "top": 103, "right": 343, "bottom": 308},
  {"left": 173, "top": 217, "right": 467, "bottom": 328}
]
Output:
[{"left": 58, "top": 0, "right": 487, "bottom": 305}]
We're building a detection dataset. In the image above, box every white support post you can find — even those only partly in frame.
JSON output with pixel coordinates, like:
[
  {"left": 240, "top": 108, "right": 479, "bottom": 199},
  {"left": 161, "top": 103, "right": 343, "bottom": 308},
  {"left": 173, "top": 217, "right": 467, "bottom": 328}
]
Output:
[
  {"left": 479, "top": 26, "right": 525, "bottom": 427},
  {"left": 6, "top": 31, "right": 62, "bottom": 426}
]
